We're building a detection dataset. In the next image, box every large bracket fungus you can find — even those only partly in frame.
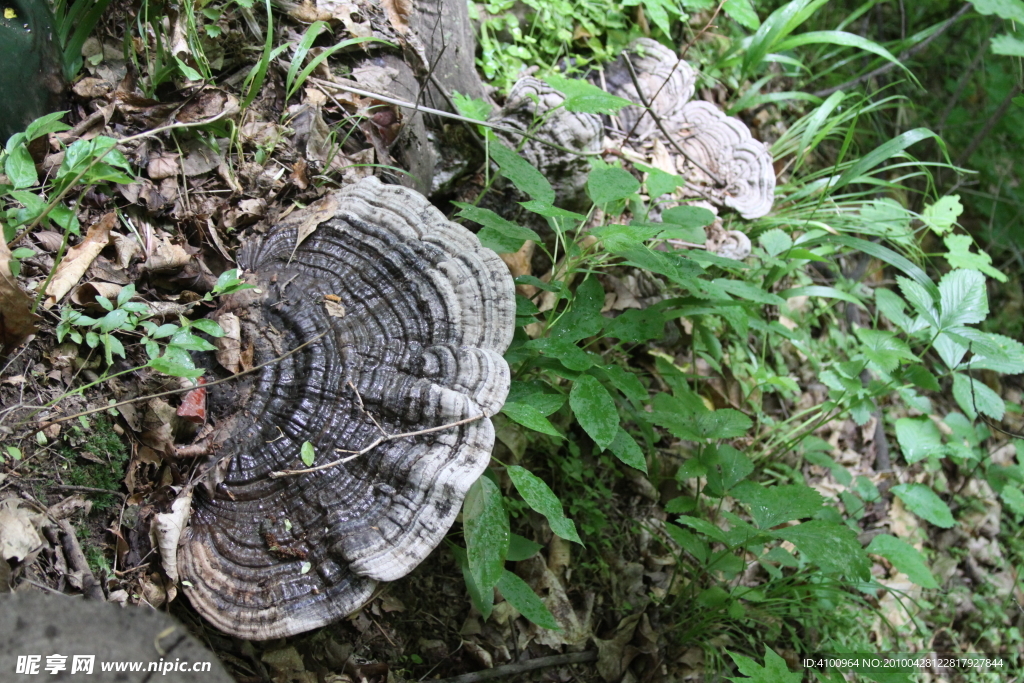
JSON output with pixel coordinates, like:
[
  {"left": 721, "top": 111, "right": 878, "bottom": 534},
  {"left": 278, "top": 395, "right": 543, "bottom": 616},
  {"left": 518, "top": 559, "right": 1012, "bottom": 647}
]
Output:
[
  {"left": 603, "top": 38, "right": 697, "bottom": 140},
  {"left": 672, "top": 101, "right": 776, "bottom": 220},
  {"left": 491, "top": 77, "right": 603, "bottom": 209},
  {"left": 178, "top": 177, "right": 515, "bottom": 639}
]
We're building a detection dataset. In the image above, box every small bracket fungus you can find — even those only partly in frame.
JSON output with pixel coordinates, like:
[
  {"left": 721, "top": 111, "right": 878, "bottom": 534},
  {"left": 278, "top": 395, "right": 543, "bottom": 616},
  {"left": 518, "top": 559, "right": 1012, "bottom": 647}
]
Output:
[
  {"left": 492, "top": 77, "right": 603, "bottom": 208},
  {"left": 178, "top": 177, "right": 515, "bottom": 639},
  {"left": 603, "top": 38, "right": 697, "bottom": 140},
  {"left": 673, "top": 101, "right": 776, "bottom": 220}
]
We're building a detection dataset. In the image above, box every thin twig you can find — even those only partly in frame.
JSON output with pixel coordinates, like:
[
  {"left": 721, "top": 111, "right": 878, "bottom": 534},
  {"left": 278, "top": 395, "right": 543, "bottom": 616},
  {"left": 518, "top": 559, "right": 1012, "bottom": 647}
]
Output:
[
  {"left": 310, "top": 78, "right": 601, "bottom": 158},
  {"left": 269, "top": 382, "right": 489, "bottom": 478},
  {"left": 680, "top": 0, "right": 727, "bottom": 59},
  {"left": 431, "top": 651, "right": 598, "bottom": 683},
  {"left": 621, "top": 56, "right": 725, "bottom": 186},
  {"left": 811, "top": 2, "right": 974, "bottom": 98},
  {"left": 29, "top": 331, "right": 329, "bottom": 429},
  {"left": 49, "top": 484, "right": 127, "bottom": 499}
]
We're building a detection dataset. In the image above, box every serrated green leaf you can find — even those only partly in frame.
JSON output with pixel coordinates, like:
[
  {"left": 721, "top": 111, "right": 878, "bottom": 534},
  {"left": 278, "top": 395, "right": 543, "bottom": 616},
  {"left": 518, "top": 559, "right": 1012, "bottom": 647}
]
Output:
[
  {"left": 866, "top": 534, "right": 938, "bottom": 588},
  {"left": 894, "top": 418, "right": 944, "bottom": 464},
  {"left": 497, "top": 570, "right": 560, "bottom": 629},
  {"left": 921, "top": 195, "right": 962, "bottom": 235},
  {"left": 300, "top": 441, "right": 315, "bottom": 466},
  {"left": 897, "top": 275, "right": 939, "bottom": 328},
  {"left": 723, "top": 0, "right": 760, "bottom": 29},
  {"left": 1000, "top": 485, "right": 1024, "bottom": 518},
  {"left": 944, "top": 234, "right": 1006, "bottom": 282},
  {"left": 569, "top": 375, "right": 618, "bottom": 449},
  {"left": 968, "top": 333, "right": 1024, "bottom": 374},
  {"left": 703, "top": 444, "right": 753, "bottom": 496},
  {"left": 855, "top": 328, "right": 917, "bottom": 373},
  {"left": 758, "top": 228, "right": 792, "bottom": 257},
  {"left": 464, "top": 475, "right": 509, "bottom": 590},
  {"left": 731, "top": 482, "right": 824, "bottom": 530},
  {"left": 489, "top": 140, "right": 555, "bottom": 205},
  {"left": 664, "top": 523, "right": 708, "bottom": 563},
  {"left": 774, "top": 520, "right": 871, "bottom": 580},
  {"left": 588, "top": 166, "right": 640, "bottom": 205},
  {"left": 728, "top": 647, "right": 802, "bottom": 683},
  {"left": 951, "top": 372, "right": 1005, "bottom": 421},
  {"left": 675, "top": 516, "right": 728, "bottom": 543},
  {"left": 874, "top": 288, "right": 914, "bottom": 332},
  {"left": 507, "top": 465, "right": 582, "bottom": 544},
  {"left": 992, "top": 32, "right": 1024, "bottom": 56},
  {"left": 938, "top": 268, "right": 988, "bottom": 328},
  {"left": 608, "top": 428, "right": 647, "bottom": 473},
  {"left": 526, "top": 337, "right": 595, "bottom": 371},
  {"left": 891, "top": 483, "right": 955, "bottom": 528},
  {"left": 974, "top": 0, "right": 1024, "bottom": 23}
]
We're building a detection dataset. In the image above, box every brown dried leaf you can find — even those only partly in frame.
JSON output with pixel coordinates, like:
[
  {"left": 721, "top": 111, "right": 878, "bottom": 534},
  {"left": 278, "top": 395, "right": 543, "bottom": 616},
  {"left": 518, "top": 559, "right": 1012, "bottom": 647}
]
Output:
[
  {"left": 286, "top": 193, "right": 341, "bottom": 252},
  {"left": 142, "top": 232, "right": 191, "bottom": 273},
  {"left": 0, "top": 240, "right": 40, "bottom": 353},
  {"left": 380, "top": 0, "right": 411, "bottom": 33},
  {"left": 34, "top": 230, "right": 64, "bottom": 253},
  {"left": 70, "top": 281, "right": 122, "bottom": 309},
  {"left": 43, "top": 212, "right": 116, "bottom": 308},
  {"left": 148, "top": 153, "right": 180, "bottom": 180},
  {"left": 213, "top": 312, "right": 241, "bottom": 374},
  {"left": 0, "top": 498, "right": 44, "bottom": 563}
]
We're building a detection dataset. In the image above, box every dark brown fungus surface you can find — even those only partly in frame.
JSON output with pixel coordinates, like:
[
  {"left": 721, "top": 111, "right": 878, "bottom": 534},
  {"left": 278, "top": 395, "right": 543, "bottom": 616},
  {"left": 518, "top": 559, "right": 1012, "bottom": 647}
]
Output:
[{"left": 178, "top": 177, "right": 515, "bottom": 640}]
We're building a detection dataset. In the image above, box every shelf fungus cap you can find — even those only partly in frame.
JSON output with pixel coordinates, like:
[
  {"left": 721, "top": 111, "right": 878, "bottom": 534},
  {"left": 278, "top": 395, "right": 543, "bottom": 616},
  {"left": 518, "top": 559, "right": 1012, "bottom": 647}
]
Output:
[
  {"left": 604, "top": 38, "right": 696, "bottom": 140},
  {"left": 178, "top": 176, "right": 515, "bottom": 640},
  {"left": 491, "top": 77, "right": 602, "bottom": 209},
  {"left": 673, "top": 101, "right": 776, "bottom": 220}
]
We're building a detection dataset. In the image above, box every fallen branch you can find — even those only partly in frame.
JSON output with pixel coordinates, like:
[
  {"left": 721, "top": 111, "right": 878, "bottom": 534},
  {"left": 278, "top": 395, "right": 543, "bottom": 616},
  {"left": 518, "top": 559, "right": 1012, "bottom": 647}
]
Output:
[
  {"left": 58, "top": 519, "right": 105, "bottom": 602},
  {"left": 431, "top": 651, "right": 598, "bottom": 683},
  {"left": 269, "top": 381, "right": 488, "bottom": 478}
]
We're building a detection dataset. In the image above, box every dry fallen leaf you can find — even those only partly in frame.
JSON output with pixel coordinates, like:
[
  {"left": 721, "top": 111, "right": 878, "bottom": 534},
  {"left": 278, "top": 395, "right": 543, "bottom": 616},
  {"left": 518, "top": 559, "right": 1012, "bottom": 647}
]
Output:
[
  {"left": 43, "top": 212, "right": 116, "bottom": 308},
  {"left": 149, "top": 488, "right": 193, "bottom": 602},
  {"left": 0, "top": 498, "right": 44, "bottom": 563},
  {"left": 70, "top": 281, "right": 122, "bottom": 309},
  {"left": 213, "top": 312, "right": 242, "bottom": 373},
  {"left": 142, "top": 231, "right": 191, "bottom": 273},
  {"left": 380, "top": 0, "right": 411, "bottom": 33},
  {"left": 285, "top": 193, "right": 341, "bottom": 254},
  {"left": 0, "top": 239, "right": 41, "bottom": 353},
  {"left": 148, "top": 153, "right": 180, "bottom": 180}
]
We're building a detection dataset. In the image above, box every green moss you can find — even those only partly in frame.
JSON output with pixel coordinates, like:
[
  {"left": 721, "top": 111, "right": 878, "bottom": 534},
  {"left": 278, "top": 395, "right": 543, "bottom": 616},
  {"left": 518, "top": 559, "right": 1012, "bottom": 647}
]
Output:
[{"left": 59, "top": 417, "right": 129, "bottom": 511}]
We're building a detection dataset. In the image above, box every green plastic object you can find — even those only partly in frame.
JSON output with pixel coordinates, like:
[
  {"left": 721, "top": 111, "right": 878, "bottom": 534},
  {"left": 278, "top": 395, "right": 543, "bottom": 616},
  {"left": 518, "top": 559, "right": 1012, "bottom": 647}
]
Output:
[{"left": 0, "top": 0, "right": 65, "bottom": 144}]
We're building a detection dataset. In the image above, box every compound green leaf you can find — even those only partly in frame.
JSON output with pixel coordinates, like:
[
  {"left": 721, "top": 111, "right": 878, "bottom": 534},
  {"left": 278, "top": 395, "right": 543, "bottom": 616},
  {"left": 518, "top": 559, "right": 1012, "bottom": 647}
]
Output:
[
  {"left": 543, "top": 73, "right": 632, "bottom": 114},
  {"left": 731, "top": 482, "right": 824, "bottom": 530},
  {"left": 951, "top": 372, "right": 1005, "bottom": 421},
  {"left": 728, "top": 647, "right": 802, "bottom": 683},
  {"left": 938, "top": 268, "right": 988, "bottom": 328}
]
